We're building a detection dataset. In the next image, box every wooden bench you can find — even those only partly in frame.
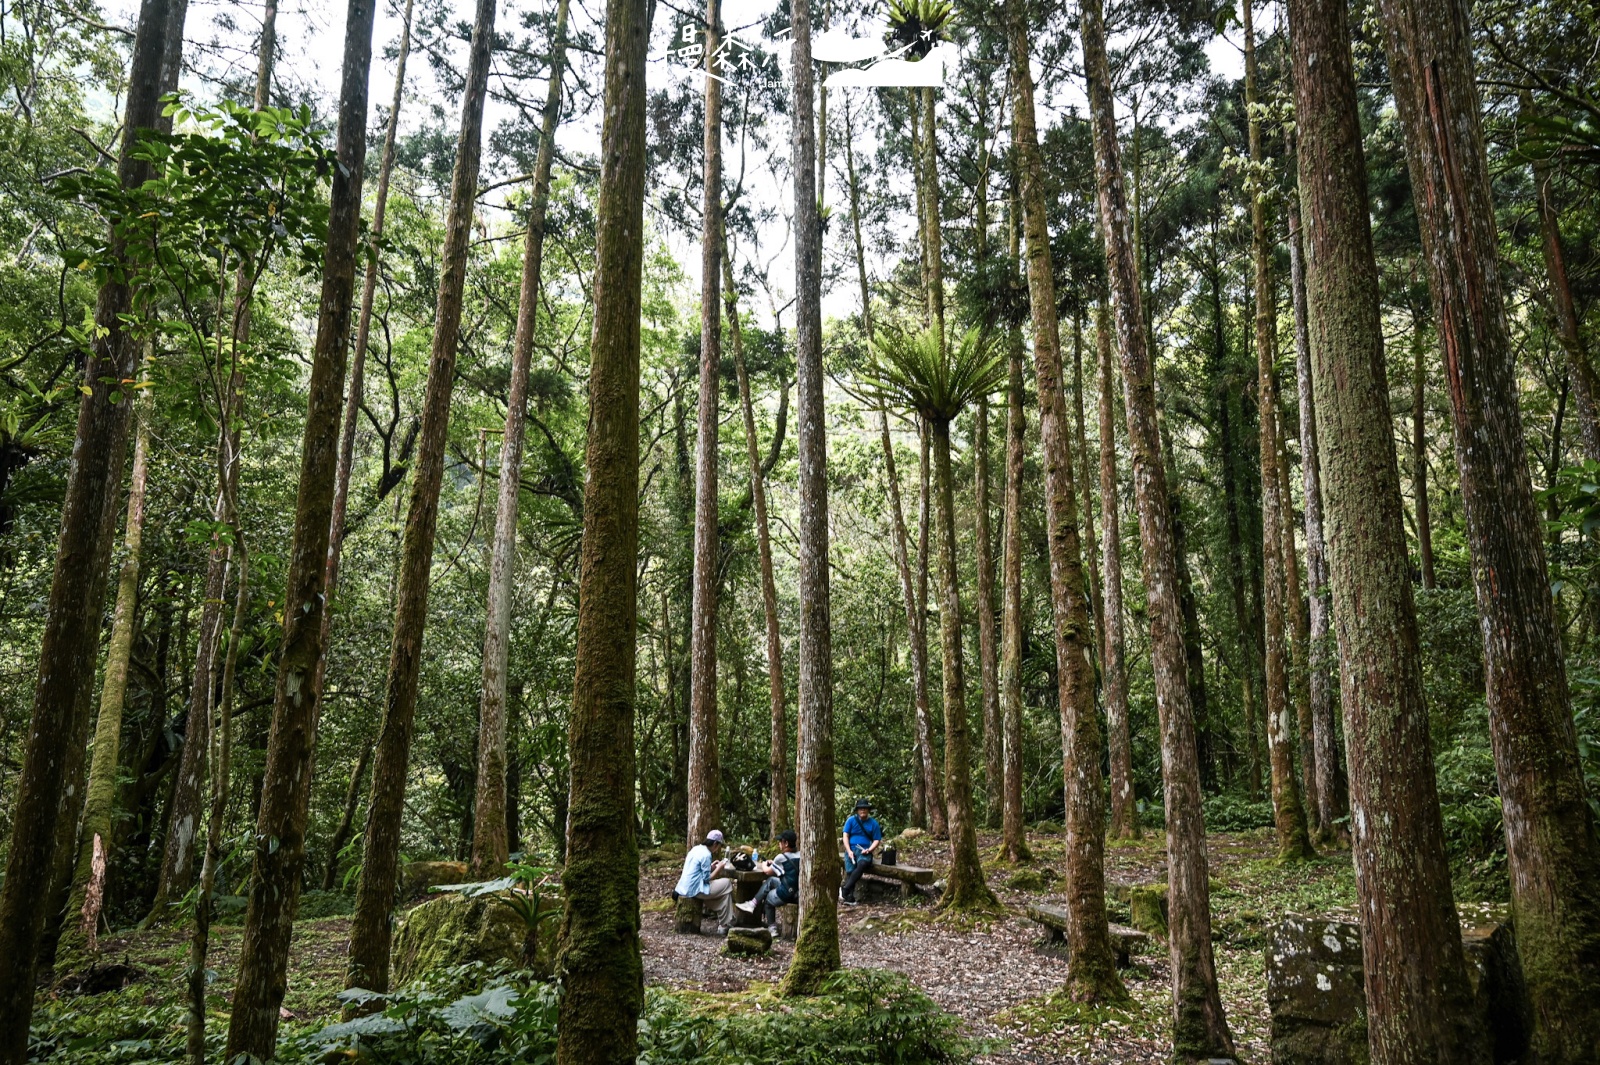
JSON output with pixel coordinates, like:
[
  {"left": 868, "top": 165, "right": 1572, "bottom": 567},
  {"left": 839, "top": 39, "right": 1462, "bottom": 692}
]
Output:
[
  {"left": 1025, "top": 902, "right": 1149, "bottom": 967},
  {"left": 843, "top": 855, "right": 936, "bottom": 899}
]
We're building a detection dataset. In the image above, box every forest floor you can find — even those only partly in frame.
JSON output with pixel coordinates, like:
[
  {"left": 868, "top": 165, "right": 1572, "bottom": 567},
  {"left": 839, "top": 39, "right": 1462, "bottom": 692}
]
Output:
[
  {"left": 75, "top": 826, "right": 1460, "bottom": 1063},
  {"left": 638, "top": 826, "right": 1366, "bottom": 1063}
]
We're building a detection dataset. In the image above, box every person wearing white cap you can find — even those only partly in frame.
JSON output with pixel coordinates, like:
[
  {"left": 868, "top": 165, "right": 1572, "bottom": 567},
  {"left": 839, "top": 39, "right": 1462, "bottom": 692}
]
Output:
[{"left": 672, "top": 829, "right": 736, "bottom": 931}]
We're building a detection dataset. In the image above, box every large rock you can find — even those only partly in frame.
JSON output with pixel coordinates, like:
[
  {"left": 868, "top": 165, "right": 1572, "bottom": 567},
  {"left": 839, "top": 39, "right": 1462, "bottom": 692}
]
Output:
[
  {"left": 723, "top": 927, "right": 773, "bottom": 956},
  {"left": 391, "top": 892, "right": 529, "bottom": 986},
  {"left": 1266, "top": 917, "right": 1528, "bottom": 1064},
  {"left": 399, "top": 860, "right": 470, "bottom": 900},
  {"left": 1265, "top": 918, "right": 1369, "bottom": 1065},
  {"left": 1128, "top": 884, "right": 1169, "bottom": 939}
]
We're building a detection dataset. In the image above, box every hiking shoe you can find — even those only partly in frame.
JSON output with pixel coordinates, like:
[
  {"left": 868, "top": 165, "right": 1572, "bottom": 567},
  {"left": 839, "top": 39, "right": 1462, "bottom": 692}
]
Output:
[
  {"left": 735, "top": 899, "right": 758, "bottom": 914},
  {"left": 838, "top": 892, "right": 858, "bottom": 906}
]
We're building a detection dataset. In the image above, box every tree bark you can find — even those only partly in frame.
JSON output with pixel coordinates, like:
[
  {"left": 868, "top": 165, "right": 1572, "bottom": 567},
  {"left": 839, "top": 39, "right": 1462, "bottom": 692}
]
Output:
[
  {"left": 1000, "top": 297, "right": 1032, "bottom": 863},
  {"left": 686, "top": 0, "right": 723, "bottom": 846},
  {"left": 930, "top": 418, "right": 999, "bottom": 912},
  {"left": 1377, "top": 0, "right": 1600, "bottom": 1052},
  {"left": 0, "top": 0, "right": 178, "bottom": 1047},
  {"left": 470, "top": 0, "right": 569, "bottom": 878},
  {"left": 1288, "top": 0, "right": 1491, "bottom": 1056},
  {"left": 782, "top": 0, "right": 843, "bottom": 993},
  {"left": 1288, "top": 195, "right": 1347, "bottom": 840},
  {"left": 975, "top": 399, "right": 1001, "bottom": 828},
  {"left": 1243, "top": 0, "right": 1314, "bottom": 861},
  {"left": 915, "top": 421, "right": 947, "bottom": 836},
  {"left": 1411, "top": 316, "right": 1436, "bottom": 589},
  {"left": 1008, "top": 0, "right": 1123, "bottom": 998},
  {"left": 346, "top": 0, "right": 497, "bottom": 997},
  {"left": 552, "top": 0, "right": 648, "bottom": 1050},
  {"left": 58, "top": 403, "right": 152, "bottom": 971},
  {"left": 224, "top": 0, "right": 376, "bottom": 1054},
  {"left": 725, "top": 251, "right": 788, "bottom": 838},
  {"left": 1073, "top": 312, "right": 1104, "bottom": 641},
  {"left": 1098, "top": 308, "right": 1137, "bottom": 841},
  {"left": 1080, "top": 0, "right": 1232, "bottom": 1048}
]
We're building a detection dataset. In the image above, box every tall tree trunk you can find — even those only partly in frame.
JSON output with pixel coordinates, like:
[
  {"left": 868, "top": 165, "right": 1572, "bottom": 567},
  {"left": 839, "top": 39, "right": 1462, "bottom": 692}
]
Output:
[
  {"left": 915, "top": 422, "right": 947, "bottom": 835},
  {"left": 686, "top": 0, "right": 723, "bottom": 845},
  {"left": 186, "top": 539, "right": 246, "bottom": 1063},
  {"left": 1525, "top": 96, "right": 1600, "bottom": 461},
  {"left": 1007, "top": 0, "right": 1123, "bottom": 999},
  {"left": 1161, "top": 406, "right": 1212, "bottom": 786},
  {"left": 725, "top": 251, "right": 788, "bottom": 837},
  {"left": 57, "top": 404, "right": 152, "bottom": 971},
  {"left": 0, "top": 0, "right": 178, "bottom": 1046},
  {"left": 1274, "top": 403, "right": 1317, "bottom": 830},
  {"left": 1289, "top": 0, "right": 1491, "bottom": 1056},
  {"left": 1288, "top": 194, "right": 1347, "bottom": 841},
  {"left": 1377, "top": 0, "right": 1600, "bottom": 1051},
  {"left": 1098, "top": 307, "right": 1137, "bottom": 841},
  {"left": 1073, "top": 311, "right": 1104, "bottom": 639},
  {"left": 845, "top": 105, "right": 932, "bottom": 835},
  {"left": 783, "top": 0, "right": 843, "bottom": 993},
  {"left": 1000, "top": 291, "right": 1032, "bottom": 863},
  {"left": 975, "top": 399, "right": 1001, "bottom": 828},
  {"left": 1244, "top": 0, "right": 1314, "bottom": 861},
  {"left": 552, "top": 0, "right": 648, "bottom": 1050},
  {"left": 1410, "top": 315, "right": 1436, "bottom": 589},
  {"left": 1080, "top": 0, "right": 1232, "bottom": 1049},
  {"left": 347, "top": 0, "right": 497, "bottom": 997},
  {"left": 929, "top": 418, "right": 998, "bottom": 912},
  {"left": 470, "top": 0, "right": 569, "bottom": 878},
  {"left": 224, "top": 0, "right": 376, "bottom": 1055}
]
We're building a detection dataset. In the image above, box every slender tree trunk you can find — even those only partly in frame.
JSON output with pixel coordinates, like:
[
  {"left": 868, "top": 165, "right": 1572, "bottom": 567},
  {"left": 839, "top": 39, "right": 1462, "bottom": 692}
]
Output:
[
  {"left": 1073, "top": 312, "right": 1104, "bottom": 639},
  {"left": 1080, "top": 0, "right": 1232, "bottom": 1049},
  {"left": 1289, "top": 0, "right": 1490, "bottom": 1056},
  {"left": 224, "top": 0, "right": 376, "bottom": 1054},
  {"left": 1244, "top": 0, "right": 1314, "bottom": 861},
  {"left": 1000, "top": 295, "right": 1032, "bottom": 863},
  {"left": 57, "top": 404, "right": 152, "bottom": 972},
  {"left": 1377, "top": 0, "right": 1600, "bottom": 1050},
  {"left": 0, "top": 0, "right": 177, "bottom": 1046},
  {"left": 915, "top": 422, "right": 947, "bottom": 835},
  {"left": 1007, "top": 0, "right": 1122, "bottom": 998},
  {"left": 347, "top": 0, "right": 497, "bottom": 997},
  {"left": 1525, "top": 97, "right": 1600, "bottom": 462},
  {"left": 1288, "top": 195, "right": 1347, "bottom": 841},
  {"left": 1098, "top": 308, "right": 1137, "bottom": 841},
  {"left": 783, "top": 0, "right": 843, "bottom": 993},
  {"left": 553, "top": 0, "right": 648, "bottom": 1050},
  {"left": 929, "top": 419, "right": 998, "bottom": 912},
  {"left": 686, "top": 0, "right": 723, "bottom": 845},
  {"left": 1162, "top": 410, "right": 1212, "bottom": 785},
  {"left": 187, "top": 539, "right": 246, "bottom": 1064},
  {"left": 322, "top": 739, "right": 374, "bottom": 890},
  {"left": 975, "top": 399, "right": 1001, "bottom": 828},
  {"left": 470, "top": 0, "right": 569, "bottom": 878},
  {"left": 1275, "top": 404, "right": 1317, "bottom": 830},
  {"left": 1411, "top": 316, "right": 1436, "bottom": 589},
  {"left": 317, "top": 0, "right": 415, "bottom": 702},
  {"left": 724, "top": 251, "right": 788, "bottom": 838}
]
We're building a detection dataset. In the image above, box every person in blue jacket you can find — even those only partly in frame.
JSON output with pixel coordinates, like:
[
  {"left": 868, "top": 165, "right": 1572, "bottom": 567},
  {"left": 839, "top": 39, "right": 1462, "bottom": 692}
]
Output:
[
  {"left": 736, "top": 829, "right": 799, "bottom": 932},
  {"left": 839, "top": 798, "right": 882, "bottom": 905}
]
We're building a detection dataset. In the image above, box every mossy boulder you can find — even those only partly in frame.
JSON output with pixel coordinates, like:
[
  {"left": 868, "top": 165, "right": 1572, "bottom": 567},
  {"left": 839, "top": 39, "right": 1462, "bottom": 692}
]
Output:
[
  {"left": 1128, "top": 884, "right": 1169, "bottom": 939},
  {"left": 399, "top": 860, "right": 470, "bottom": 900},
  {"left": 722, "top": 927, "right": 773, "bottom": 956},
  {"left": 1004, "top": 868, "right": 1055, "bottom": 893},
  {"left": 391, "top": 892, "right": 532, "bottom": 986}
]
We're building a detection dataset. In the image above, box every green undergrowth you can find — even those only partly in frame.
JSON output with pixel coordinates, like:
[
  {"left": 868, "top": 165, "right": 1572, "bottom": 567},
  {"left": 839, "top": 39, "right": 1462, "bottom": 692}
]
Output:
[
  {"left": 996, "top": 987, "right": 1150, "bottom": 1038},
  {"left": 30, "top": 963, "right": 969, "bottom": 1065}
]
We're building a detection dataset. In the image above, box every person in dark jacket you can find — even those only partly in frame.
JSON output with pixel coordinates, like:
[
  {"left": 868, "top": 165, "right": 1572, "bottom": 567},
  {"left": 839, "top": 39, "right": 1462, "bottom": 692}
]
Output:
[{"left": 736, "top": 830, "right": 799, "bottom": 931}]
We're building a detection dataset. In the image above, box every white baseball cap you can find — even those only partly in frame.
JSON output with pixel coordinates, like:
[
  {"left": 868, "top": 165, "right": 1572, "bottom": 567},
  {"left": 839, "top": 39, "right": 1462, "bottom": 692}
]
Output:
[{"left": 706, "top": 830, "right": 725, "bottom": 843}]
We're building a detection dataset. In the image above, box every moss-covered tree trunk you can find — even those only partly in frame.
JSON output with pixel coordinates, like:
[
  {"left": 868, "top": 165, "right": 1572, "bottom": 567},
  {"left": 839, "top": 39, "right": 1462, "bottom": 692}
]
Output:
[
  {"left": 470, "top": 0, "right": 569, "bottom": 878},
  {"left": 782, "top": 0, "right": 843, "bottom": 993},
  {"left": 346, "top": 0, "right": 497, "bottom": 997},
  {"left": 1098, "top": 307, "right": 1137, "bottom": 841},
  {"left": 1376, "top": 0, "right": 1600, "bottom": 1052},
  {"left": 975, "top": 399, "right": 1001, "bottom": 829},
  {"left": 1080, "top": 0, "right": 1232, "bottom": 1049},
  {"left": 223, "top": 0, "right": 376, "bottom": 1056},
  {"left": 1288, "top": 0, "right": 1490, "bottom": 1056},
  {"left": 552, "top": 0, "right": 648, "bottom": 1050},
  {"left": 1287, "top": 196, "right": 1347, "bottom": 842},
  {"left": 1007, "top": 0, "right": 1122, "bottom": 998},
  {"left": 915, "top": 423, "right": 947, "bottom": 836},
  {"left": 56, "top": 405, "right": 152, "bottom": 972},
  {"left": 1000, "top": 294, "right": 1032, "bottom": 864},
  {"left": 1409, "top": 316, "right": 1436, "bottom": 589},
  {"left": 686, "top": 0, "right": 723, "bottom": 848},
  {"left": 1072, "top": 315, "right": 1103, "bottom": 644}
]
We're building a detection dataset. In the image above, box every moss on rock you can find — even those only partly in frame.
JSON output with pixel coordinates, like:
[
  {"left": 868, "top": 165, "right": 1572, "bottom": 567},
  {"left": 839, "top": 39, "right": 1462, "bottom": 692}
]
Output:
[{"left": 390, "top": 892, "right": 529, "bottom": 986}]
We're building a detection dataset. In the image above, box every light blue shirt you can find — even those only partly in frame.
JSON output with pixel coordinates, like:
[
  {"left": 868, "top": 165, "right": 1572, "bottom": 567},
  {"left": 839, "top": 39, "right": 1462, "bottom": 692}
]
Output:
[{"left": 675, "top": 843, "right": 714, "bottom": 897}]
